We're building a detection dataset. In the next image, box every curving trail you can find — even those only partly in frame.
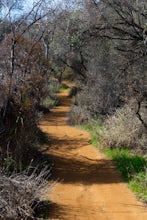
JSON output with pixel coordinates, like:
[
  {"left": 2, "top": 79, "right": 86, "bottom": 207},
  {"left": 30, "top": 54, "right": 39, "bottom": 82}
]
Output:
[{"left": 39, "top": 85, "right": 147, "bottom": 220}]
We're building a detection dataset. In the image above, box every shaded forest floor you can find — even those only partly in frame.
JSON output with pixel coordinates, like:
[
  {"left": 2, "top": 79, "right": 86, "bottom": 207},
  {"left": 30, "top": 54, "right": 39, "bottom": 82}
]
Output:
[{"left": 39, "top": 83, "right": 147, "bottom": 220}]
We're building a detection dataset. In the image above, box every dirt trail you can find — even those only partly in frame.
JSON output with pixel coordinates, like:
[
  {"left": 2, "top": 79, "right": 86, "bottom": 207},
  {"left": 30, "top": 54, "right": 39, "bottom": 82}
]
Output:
[{"left": 39, "top": 86, "right": 147, "bottom": 220}]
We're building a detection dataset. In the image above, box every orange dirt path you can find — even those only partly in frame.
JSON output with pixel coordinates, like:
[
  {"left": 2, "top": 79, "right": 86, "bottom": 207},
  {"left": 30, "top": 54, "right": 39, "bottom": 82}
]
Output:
[{"left": 39, "top": 87, "right": 147, "bottom": 220}]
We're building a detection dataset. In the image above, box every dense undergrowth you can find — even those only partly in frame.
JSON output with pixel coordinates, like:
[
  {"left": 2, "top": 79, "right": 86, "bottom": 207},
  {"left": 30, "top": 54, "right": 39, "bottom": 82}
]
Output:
[
  {"left": 0, "top": 78, "right": 63, "bottom": 219},
  {"left": 71, "top": 80, "right": 147, "bottom": 203},
  {"left": 0, "top": 127, "right": 52, "bottom": 220},
  {"left": 0, "top": 0, "right": 147, "bottom": 218}
]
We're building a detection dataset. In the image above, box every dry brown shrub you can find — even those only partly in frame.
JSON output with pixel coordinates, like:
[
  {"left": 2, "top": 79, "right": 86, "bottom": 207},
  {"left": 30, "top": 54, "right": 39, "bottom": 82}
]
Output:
[
  {"left": 0, "top": 165, "right": 53, "bottom": 220},
  {"left": 0, "top": 33, "right": 50, "bottom": 167},
  {"left": 68, "top": 105, "right": 90, "bottom": 125},
  {"left": 103, "top": 101, "right": 147, "bottom": 153}
]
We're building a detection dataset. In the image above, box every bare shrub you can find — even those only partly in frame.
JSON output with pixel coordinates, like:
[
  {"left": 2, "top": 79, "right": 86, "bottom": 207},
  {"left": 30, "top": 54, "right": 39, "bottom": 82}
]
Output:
[
  {"left": 0, "top": 33, "right": 50, "bottom": 168},
  {"left": 0, "top": 165, "right": 53, "bottom": 220},
  {"left": 103, "top": 101, "right": 147, "bottom": 153},
  {"left": 69, "top": 69, "right": 125, "bottom": 122},
  {"left": 68, "top": 105, "right": 90, "bottom": 125}
]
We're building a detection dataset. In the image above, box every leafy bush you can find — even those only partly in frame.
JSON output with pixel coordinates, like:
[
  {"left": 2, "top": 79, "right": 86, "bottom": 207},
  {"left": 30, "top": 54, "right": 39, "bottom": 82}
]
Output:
[{"left": 0, "top": 165, "right": 52, "bottom": 220}]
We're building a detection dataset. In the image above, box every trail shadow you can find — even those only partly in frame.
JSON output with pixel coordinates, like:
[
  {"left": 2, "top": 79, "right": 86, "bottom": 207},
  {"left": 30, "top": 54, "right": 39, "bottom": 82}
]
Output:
[
  {"left": 48, "top": 202, "right": 67, "bottom": 219},
  {"left": 32, "top": 139, "right": 123, "bottom": 185},
  {"left": 44, "top": 136, "right": 90, "bottom": 152},
  {"left": 48, "top": 201, "right": 147, "bottom": 219},
  {"left": 48, "top": 202, "right": 98, "bottom": 219},
  {"left": 42, "top": 150, "right": 123, "bottom": 185},
  {"left": 37, "top": 129, "right": 123, "bottom": 185},
  {"left": 33, "top": 200, "right": 51, "bottom": 219}
]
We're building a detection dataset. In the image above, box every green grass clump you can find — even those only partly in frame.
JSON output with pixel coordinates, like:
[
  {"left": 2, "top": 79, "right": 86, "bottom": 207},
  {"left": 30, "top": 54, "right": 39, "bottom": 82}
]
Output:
[
  {"left": 104, "top": 148, "right": 147, "bottom": 202},
  {"left": 130, "top": 172, "right": 147, "bottom": 202},
  {"left": 80, "top": 121, "right": 104, "bottom": 147},
  {"left": 60, "top": 84, "right": 69, "bottom": 92},
  {"left": 104, "top": 148, "right": 146, "bottom": 180}
]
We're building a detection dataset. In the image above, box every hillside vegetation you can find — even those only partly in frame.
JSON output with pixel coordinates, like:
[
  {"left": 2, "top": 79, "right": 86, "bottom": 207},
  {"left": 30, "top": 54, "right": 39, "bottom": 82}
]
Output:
[{"left": 0, "top": 0, "right": 146, "bottom": 218}]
